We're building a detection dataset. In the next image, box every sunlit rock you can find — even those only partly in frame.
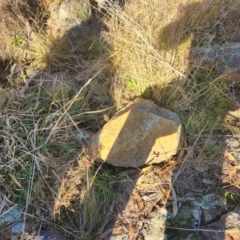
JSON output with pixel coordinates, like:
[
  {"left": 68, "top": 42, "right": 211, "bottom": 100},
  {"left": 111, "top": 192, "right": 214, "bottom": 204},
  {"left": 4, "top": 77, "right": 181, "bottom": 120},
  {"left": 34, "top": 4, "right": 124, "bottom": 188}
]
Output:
[{"left": 89, "top": 98, "right": 183, "bottom": 167}]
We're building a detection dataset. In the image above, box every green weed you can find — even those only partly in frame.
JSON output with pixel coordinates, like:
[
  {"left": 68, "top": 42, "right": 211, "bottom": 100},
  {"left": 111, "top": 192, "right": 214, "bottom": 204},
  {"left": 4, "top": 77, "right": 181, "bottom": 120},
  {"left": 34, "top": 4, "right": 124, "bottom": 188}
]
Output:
[
  {"left": 93, "top": 168, "right": 123, "bottom": 204},
  {"left": 126, "top": 79, "right": 138, "bottom": 91},
  {"left": 203, "top": 143, "right": 218, "bottom": 156},
  {"left": 221, "top": 192, "right": 240, "bottom": 205},
  {"left": 78, "top": 7, "right": 89, "bottom": 21},
  {"left": 10, "top": 34, "right": 25, "bottom": 47}
]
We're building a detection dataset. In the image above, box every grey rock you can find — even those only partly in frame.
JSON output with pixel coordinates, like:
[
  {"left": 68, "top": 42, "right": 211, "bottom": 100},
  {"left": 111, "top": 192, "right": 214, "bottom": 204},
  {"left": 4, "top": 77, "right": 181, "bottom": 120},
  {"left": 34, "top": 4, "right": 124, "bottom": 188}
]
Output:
[
  {"left": 224, "top": 212, "right": 240, "bottom": 229},
  {"left": 190, "top": 47, "right": 216, "bottom": 69},
  {"left": 142, "top": 208, "right": 168, "bottom": 240},
  {"left": 47, "top": 0, "right": 92, "bottom": 53},
  {"left": 215, "top": 43, "right": 240, "bottom": 81},
  {"left": 189, "top": 43, "right": 240, "bottom": 82}
]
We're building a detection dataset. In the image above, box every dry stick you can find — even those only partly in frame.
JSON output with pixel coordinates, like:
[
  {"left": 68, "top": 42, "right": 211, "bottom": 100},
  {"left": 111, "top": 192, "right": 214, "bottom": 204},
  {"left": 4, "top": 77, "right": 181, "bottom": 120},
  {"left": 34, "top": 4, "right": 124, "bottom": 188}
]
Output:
[
  {"left": 43, "top": 67, "right": 105, "bottom": 146},
  {"left": 66, "top": 107, "right": 113, "bottom": 138},
  {"left": 166, "top": 226, "right": 240, "bottom": 233}
]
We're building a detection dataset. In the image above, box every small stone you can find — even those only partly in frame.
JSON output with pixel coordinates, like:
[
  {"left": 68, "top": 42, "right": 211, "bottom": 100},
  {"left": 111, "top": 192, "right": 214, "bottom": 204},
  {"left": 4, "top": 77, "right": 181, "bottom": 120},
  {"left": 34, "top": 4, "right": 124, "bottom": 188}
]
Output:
[{"left": 89, "top": 98, "right": 183, "bottom": 167}]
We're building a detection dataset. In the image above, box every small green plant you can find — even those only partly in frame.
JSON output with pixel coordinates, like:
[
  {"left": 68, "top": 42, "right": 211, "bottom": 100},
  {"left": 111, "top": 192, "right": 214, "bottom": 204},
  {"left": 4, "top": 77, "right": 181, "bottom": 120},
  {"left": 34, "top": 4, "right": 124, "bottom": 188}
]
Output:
[
  {"left": 46, "top": 139, "right": 80, "bottom": 161},
  {"left": 127, "top": 79, "right": 138, "bottom": 91},
  {"left": 204, "top": 143, "right": 218, "bottom": 156},
  {"left": 93, "top": 168, "right": 123, "bottom": 204},
  {"left": 78, "top": 9, "right": 88, "bottom": 21},
  {"left": 10, "top": 34, "right": 24, "bottom": 46},
  {"left": 221, "top": 192, "right": 240, "bottom": 204}
]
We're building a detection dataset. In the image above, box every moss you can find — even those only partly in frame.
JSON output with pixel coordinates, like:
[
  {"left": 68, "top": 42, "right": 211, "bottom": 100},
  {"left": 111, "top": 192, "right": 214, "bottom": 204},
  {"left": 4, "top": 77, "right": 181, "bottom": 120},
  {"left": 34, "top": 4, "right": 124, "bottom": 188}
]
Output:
[{"left": 166, "top": 205, "right": 199, "bottom": 239}]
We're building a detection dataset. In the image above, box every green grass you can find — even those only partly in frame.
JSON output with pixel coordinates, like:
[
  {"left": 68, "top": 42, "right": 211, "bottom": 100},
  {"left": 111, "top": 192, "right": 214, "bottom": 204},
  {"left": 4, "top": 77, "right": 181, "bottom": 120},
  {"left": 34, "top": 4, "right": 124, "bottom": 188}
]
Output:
[
  {"left": 0, "top": 72, "right": 105, "bottom": 205},
  {"left": 93, "top": 168, "right": 124, "bottom": 205}
]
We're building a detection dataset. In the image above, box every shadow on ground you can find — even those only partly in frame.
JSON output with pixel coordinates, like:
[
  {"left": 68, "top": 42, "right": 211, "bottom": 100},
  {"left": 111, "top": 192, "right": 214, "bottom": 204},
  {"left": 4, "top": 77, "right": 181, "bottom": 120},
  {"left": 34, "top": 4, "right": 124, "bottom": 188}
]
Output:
[
  {"left": 52, "top": 1, "right": 240, "bottom": 239},
  {"left": 1, "top": 0, "right": 240, "bottom": 240}
]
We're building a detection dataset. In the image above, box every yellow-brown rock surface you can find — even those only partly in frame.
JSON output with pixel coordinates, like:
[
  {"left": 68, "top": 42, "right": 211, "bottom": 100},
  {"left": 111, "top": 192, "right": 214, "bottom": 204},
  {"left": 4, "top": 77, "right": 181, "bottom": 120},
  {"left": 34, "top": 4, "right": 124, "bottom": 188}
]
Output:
[{"left": 89, "top": 98, "right": 183, "bottom": 167}]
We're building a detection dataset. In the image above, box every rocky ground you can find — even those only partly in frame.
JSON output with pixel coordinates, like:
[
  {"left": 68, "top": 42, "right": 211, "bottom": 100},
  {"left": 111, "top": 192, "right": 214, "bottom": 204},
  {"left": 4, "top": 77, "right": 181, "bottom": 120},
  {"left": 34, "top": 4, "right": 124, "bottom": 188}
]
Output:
[{"left": 1, "top": 0, "right": 240, "bottom": 240}]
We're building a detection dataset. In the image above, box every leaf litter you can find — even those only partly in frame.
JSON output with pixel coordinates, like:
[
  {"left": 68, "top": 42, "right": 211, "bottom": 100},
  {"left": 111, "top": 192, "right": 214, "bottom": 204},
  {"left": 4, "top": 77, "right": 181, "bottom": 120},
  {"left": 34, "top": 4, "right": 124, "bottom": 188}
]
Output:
[{"left": 103, "top": 135, "right": 240, "bottom": 240}]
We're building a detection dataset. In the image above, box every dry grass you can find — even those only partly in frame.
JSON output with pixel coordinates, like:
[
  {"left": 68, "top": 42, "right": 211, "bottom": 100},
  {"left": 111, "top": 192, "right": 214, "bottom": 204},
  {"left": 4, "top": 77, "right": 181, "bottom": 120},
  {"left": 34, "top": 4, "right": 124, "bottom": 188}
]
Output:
[
  {"left": 1, "top": 0, "right": 240, "bottom": 239},
  {"left": 102, "top": 0, "right": 239, "bottom": 144},
  {"left": 54, "top": 0, "right": 239, "bottom": 237},
  {"left": 0, "top": 69, "right": 109, "bottom": 238}
]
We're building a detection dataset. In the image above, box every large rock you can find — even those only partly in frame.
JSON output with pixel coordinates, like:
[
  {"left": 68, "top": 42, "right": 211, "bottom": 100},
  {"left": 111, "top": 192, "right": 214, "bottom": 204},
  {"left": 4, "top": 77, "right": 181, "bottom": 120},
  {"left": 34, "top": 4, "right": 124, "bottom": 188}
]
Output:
[
  {"left": 89, "top": 98, "right": 183, "bottom": 167},
  {"left": 189, "top": 43, "right": 240, "bottom": 82}
]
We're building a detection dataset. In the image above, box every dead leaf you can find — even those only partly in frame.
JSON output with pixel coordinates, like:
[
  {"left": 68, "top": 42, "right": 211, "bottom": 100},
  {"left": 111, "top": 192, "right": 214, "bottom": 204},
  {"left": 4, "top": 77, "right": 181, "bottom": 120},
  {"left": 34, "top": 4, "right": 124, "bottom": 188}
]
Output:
[
  {"left": 224, "top": 229, "right": 240, "bottom": 240},
  {"left": 128, "top": 223, "right": 137, "bottom": 240},
  {"left": 229, "top": 108, "right": 240, "bottom": 118},
  {"left": 141, "top": 166, "right": 152, "bottom": 174},
  {"left": 134, "top": 191, "right": 145, "bottom": 211},
  {"left": 164, "top": 160, "right": 179, "bottom": 173},
  {"left": 183, "top": 139, "right": 188, "bottom": 148},
  {"left": 103, "top": 114, "right": 109, "bottom": 122},
  {"left": 224, "top": 150, "right": 237, "bottom": 164},
  {"left": 177, "top": 149, "right": 185, "bottom": 161},
  {"left": 137, "top": 183, "right": 151, "bottom": 189},
  {"left": 159, "top": 185, "right": 169, "bottom": 196},
  {"left": 112, "top": 226, "right": 124, "bottom": 235},
  {"left": 160, "top": 172, "right": 172, "bottom": 185},
  {"left": 134, "top": 222, "right": 144, "bottom": 240}
]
